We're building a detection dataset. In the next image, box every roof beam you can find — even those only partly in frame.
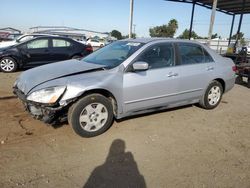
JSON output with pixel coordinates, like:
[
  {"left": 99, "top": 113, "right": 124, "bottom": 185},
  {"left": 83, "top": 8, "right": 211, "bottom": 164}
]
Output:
[{"left": 165, "top": 0, "right": 250, "bottom": 14}]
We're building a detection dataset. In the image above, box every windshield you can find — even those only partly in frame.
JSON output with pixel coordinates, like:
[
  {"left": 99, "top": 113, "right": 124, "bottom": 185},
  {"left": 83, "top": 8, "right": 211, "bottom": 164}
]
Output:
[
  {"left": 82, "top": 41, "right": 144, "bottom": 68},
  {"left": 16, "top": 35, "right": 34, "bottom": 43}
]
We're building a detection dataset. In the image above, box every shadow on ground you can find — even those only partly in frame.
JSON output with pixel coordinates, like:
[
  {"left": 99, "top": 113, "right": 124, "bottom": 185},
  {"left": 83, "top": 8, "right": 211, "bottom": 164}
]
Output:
[{"left": 83, "top": 139, "right": 146, "bottom": 188}]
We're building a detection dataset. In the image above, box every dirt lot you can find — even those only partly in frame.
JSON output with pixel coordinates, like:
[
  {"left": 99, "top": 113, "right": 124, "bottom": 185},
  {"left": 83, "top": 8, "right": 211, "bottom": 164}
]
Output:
[{"left": 0, "top": 71, "right": 250, "bottom": 188}]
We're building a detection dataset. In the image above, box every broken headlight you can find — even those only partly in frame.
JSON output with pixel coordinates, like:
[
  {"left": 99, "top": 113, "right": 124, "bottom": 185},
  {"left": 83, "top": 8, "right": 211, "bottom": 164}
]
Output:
[{"left": 27, "top": 86, "right": 66, "bottom": 104}]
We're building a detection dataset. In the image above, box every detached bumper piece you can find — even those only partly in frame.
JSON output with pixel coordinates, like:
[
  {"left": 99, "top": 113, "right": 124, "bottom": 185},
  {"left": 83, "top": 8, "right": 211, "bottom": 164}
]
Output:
[{"left": 13, "top": 87, "right": 68, "bottom": 124}]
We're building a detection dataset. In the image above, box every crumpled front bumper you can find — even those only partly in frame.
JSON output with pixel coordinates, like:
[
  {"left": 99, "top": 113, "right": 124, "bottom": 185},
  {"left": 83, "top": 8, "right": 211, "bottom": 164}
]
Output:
[{"left": 13, "top": 87, "right": 69, "bottom": 124}]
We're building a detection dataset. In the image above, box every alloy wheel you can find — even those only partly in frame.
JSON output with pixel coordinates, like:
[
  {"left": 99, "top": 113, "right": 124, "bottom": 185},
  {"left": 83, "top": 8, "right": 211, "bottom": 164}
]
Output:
[
  {"left": 0, "top": 58, "right": 15, "bottom": 72},
  {"left": 79, "top": 103, "right": 108, "bottom": 132},
  {"left": 208, "top": 86, "right": 221, "bottom": 106}
]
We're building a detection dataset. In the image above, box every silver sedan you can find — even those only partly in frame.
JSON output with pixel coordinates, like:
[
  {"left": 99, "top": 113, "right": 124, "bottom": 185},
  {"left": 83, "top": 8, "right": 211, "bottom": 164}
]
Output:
[{"left": 14, "top": 38, "right": 236, "bottom": 137}]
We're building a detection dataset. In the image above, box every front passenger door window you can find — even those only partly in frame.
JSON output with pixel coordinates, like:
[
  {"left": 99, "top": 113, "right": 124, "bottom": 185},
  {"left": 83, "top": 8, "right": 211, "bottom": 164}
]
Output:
[
  {"left": 136, "top": 43, "right": 174, "bottom": 69},
  {"left": 27, "top": 39, "right": 48, "bottom": 49}
]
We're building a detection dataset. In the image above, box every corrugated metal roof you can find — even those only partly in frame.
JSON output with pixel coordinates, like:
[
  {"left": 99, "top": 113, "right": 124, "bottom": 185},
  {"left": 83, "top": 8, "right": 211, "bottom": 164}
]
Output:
[{"left": 165, "top": 0, "right": 250, "bottom": 15}]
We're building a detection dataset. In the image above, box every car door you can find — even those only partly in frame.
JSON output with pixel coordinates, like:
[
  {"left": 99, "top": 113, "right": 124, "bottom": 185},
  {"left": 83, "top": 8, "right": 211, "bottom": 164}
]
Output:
[
  {"left": 123, "top": 42, "right": 182, "bottom": 113},
  {"left": 174, "top": 43, "right": 215, "bottom": 101},
  {"left": 50, "top": 38, "right": 72, "bottom": 61},
  {"left": 20, "top": 38, "right": 51, "bottom": 67}
]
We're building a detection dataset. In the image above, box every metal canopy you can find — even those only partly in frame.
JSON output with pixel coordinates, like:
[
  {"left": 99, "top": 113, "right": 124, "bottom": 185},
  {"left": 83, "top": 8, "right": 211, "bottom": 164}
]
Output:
[
  {"left": 165, "top": 0, "right": 249, "bottom": 47},
  {"left": 165, "top": 0, "right": 250, "bottom": 15}
]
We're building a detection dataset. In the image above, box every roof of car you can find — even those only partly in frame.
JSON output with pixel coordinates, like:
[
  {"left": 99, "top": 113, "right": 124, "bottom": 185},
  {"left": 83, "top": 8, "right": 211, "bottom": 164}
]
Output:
[
  {"left": 30, "top": 35, "right": 74, "bottom": 40},
  {"left": 122, "top": 37, "right": 205, "bottom": 45}
]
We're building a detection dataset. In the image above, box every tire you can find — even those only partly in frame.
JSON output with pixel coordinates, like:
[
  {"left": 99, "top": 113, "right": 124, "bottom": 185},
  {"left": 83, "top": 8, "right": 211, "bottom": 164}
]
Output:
[
  {"left": 235, "top": 76, "right": 243, "bottom": 84},
  {"left": 199, "top": 80, "right": 223, "bottom": 109},
  {"left": 68, "top": 94, "right": 114, "bottom": 137},
  {"left": 0, "top": 57, "right": 18, "bottom": 72},
  {"left": 72, "top": 55, "right": 82, "bottom": 60},
  {"left": 247, "top": 76, "right": 250, "bottom": 88}
]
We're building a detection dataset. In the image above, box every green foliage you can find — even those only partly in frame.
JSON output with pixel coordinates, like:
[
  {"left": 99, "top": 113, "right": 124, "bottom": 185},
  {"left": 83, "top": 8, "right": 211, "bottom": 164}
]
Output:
[
  {"left": 178, "top": 29, "right": 199, "bottom": 39},
  {"left": 122, "top": 33, "right": 136, "bottom": 39},
  {"left": 149, "top": 19, "right": 178, "bottom": 38},
  {"left": 232, "top": 32, "right": 246, "bottom": 45},
  {"left": 211, "top": 33, "right": 220, "bottom": 39},
  {"left": 231, "top": 32, "right": 244, "bottom": 40},
  {"left": 111, "top": 30, "right": 122, "bottom": 40}
]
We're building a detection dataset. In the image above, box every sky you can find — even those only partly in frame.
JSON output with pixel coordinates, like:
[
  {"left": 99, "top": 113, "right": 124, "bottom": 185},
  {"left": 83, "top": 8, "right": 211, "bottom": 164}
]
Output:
[{"left": 1, "top": 0, "right": 250, "bottom": 39}]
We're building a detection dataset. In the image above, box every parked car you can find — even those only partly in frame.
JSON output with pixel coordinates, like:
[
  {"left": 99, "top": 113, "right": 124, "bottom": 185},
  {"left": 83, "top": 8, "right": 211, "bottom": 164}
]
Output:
[
  {"left": 87, "top": 38, "right": 105, "bottom": 47},
  {"left": 0, "top": 36, "right": 93, "bottom": 72},
  {"left": 0, "top": 34, "right": 54, "bottom": 49},
  {"left": 13, "top": 38, "right": 236, "bottom": 137},
  {"left": 247, "top": 45, "right": 250, "bottom": 55}
]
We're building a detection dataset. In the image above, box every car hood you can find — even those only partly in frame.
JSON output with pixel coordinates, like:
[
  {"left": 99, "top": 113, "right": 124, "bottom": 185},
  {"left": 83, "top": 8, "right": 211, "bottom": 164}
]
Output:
[
  {"left": 0, "top": 41, "right": 16, "bottom": 48},
  {"left": 15, "top": 59, "right": 106, "bottom": 94}
]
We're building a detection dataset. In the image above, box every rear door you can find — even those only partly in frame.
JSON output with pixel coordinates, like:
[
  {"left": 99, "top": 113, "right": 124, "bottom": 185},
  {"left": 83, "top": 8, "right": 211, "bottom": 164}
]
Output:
[
  {"left": 50, "top": 38, "right": 73, "bottom": 61},
  {"left": 21, "top": 38, "right": 51, "bottom": 67},
  {"left": 174, "top": 42, "right": 215, "bottom": 101}
]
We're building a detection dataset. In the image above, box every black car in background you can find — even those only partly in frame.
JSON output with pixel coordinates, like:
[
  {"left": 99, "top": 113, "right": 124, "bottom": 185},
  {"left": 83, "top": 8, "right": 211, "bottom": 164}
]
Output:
[{"left": 0, "top": 36, "right": 93, "bottom": 72}]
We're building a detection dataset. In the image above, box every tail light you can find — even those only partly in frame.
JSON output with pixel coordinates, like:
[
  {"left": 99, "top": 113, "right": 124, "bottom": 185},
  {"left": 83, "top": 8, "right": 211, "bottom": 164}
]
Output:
[
  {"left": 86, "top": 45, "right": 93, "bottom": 52},
  {"left": 232, "top": 65, "right": 237, "bottom": 72}
]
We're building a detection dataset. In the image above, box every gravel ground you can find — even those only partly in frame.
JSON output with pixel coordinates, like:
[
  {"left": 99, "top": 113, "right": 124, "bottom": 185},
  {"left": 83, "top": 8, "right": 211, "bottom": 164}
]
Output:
[{"left": 0, "top": 71, "right": 250, "bottom": 188}]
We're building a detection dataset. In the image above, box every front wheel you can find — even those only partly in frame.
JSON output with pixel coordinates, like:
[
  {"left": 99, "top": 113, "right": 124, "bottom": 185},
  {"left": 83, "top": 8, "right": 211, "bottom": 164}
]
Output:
[
  {"left": 199, "top": 80, "right": 223, "bottom": 109},
  {"left": 0, "top": 57, "right": 18, "bottom": 72},
  {"left": 68, "top": 94, "right": 114, "bottom": 137}
]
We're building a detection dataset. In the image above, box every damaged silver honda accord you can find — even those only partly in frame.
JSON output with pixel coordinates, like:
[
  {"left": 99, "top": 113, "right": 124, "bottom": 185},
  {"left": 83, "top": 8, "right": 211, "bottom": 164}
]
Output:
[{"left": 14, "top": 38, "right": 236, "bottom": 137}]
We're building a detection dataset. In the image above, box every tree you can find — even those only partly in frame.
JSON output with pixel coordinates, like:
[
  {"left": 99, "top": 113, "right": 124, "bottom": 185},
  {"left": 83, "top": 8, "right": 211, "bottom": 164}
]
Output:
[
  {"left": 149, "top": 19, "right": 178, "bottom": 38},
  {"left": 122, "top": 33, "right": 136, "bottom": 39},
  {"left": 111, "top": 30, "right": 122, "bottom": 40},
  {"left": 232, "top": 32, "right": 246, "bottom": 45},
  {"left": 231, "top": 32, "right": 244, "bottom": 40},
  {"left": 212, "top": 33, "right": 220, "bottom": 39},
  {"left": 178, "top": 29, "right": 199, "bottom": 39}
]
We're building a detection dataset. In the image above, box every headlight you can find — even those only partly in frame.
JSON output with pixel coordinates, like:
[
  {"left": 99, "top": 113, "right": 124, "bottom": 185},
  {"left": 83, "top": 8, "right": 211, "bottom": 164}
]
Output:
[{"left": 27, "top": 86, "right": 66, "bottom": 104}]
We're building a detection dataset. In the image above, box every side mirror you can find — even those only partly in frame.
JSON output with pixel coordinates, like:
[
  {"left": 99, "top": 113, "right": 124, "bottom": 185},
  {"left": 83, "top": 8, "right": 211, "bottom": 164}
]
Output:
[{"left": 132, "top": 61, "right": 149, "bottom": 71}]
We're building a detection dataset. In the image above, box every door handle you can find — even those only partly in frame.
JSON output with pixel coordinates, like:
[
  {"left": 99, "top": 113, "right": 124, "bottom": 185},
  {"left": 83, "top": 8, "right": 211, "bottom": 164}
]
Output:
[
  {"left": 167, "top": 72, "right": 178, "bottom": 77},
  {"left": 206, "top": 66, "right": 214, "bottom": 71}
]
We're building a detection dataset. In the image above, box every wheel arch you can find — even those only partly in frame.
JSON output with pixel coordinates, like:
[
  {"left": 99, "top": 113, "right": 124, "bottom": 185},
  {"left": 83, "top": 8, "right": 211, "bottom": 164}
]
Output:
[
  {"left": 214, "top": 78, "right": 225, "bottom": 92},
  {"left": 78, "top": 89, "right": 118, "bottom": 117}
]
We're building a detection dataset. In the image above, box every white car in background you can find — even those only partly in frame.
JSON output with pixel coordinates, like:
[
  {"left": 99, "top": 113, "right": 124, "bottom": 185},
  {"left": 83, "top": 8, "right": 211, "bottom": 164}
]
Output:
[
  {"left": 0, "top": 34, "right": 54, "bottom": 49},
  {"left": 86, "top": 38, "right": 105, "bottom": 47},
  {"left": 247, "top": 46, "right": 250, "bottom": 55}
]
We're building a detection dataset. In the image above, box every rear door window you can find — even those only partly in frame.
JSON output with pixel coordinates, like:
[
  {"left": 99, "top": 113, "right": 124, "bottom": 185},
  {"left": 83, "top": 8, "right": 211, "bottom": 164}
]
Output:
[
  {"left": 52, "top": 39, "right": 71, "bottom": 47},
  {"left": 178, "top": 43, "right": 213, "bottom": 65}
]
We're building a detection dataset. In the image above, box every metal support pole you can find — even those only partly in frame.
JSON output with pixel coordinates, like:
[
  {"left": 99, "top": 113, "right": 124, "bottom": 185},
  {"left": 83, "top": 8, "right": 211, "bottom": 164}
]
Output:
[
  {"left": 129, "top": 0, "right": 134, "bottom": 38},
  {"left": 133, "top": 24, "right": 136, "bottom": 37},
  {"left": 235, "top": 14, "right": 244, "bottom": 42},
  {"left": 189, "top": 2, "right": 195, "bottom": 40},
  {"left": 228, "top": 14, "right": 235, "bottom": 46},
  {"left": 234, "top": 0, "right": 245, "bottom": 49},
  {"left": 208, "top": 0, "right": 218, "bottom": 46}
]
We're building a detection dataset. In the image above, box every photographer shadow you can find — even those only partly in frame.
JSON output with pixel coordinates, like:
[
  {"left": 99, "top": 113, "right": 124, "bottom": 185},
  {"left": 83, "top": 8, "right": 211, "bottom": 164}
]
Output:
[{"left": 83, "top": 139, "right": 146, "bottom": 188}]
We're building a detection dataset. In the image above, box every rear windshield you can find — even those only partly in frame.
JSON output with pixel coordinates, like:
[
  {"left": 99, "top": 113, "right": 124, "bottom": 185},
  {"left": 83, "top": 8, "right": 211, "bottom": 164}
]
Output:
[{"left": 82, "top": 41, "right": 144, "bottom": 68}]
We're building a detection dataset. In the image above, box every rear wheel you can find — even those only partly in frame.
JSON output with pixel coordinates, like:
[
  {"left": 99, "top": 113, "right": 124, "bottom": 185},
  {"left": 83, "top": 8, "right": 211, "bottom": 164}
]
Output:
[
  {"left": 68, "top": 94, "right": 114, "bottom": 137},
  {"left": 199, "top": 80, "right": 223, "bottom": 109},
  {"left": 235, "top": 76, "right": 243, "bottom": 84},
  {"left": 72, "top": 55, "right": 82, "bottom": 60},
  {"left": 0, "top": 57, "right": 17, "bottom": 72}
]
